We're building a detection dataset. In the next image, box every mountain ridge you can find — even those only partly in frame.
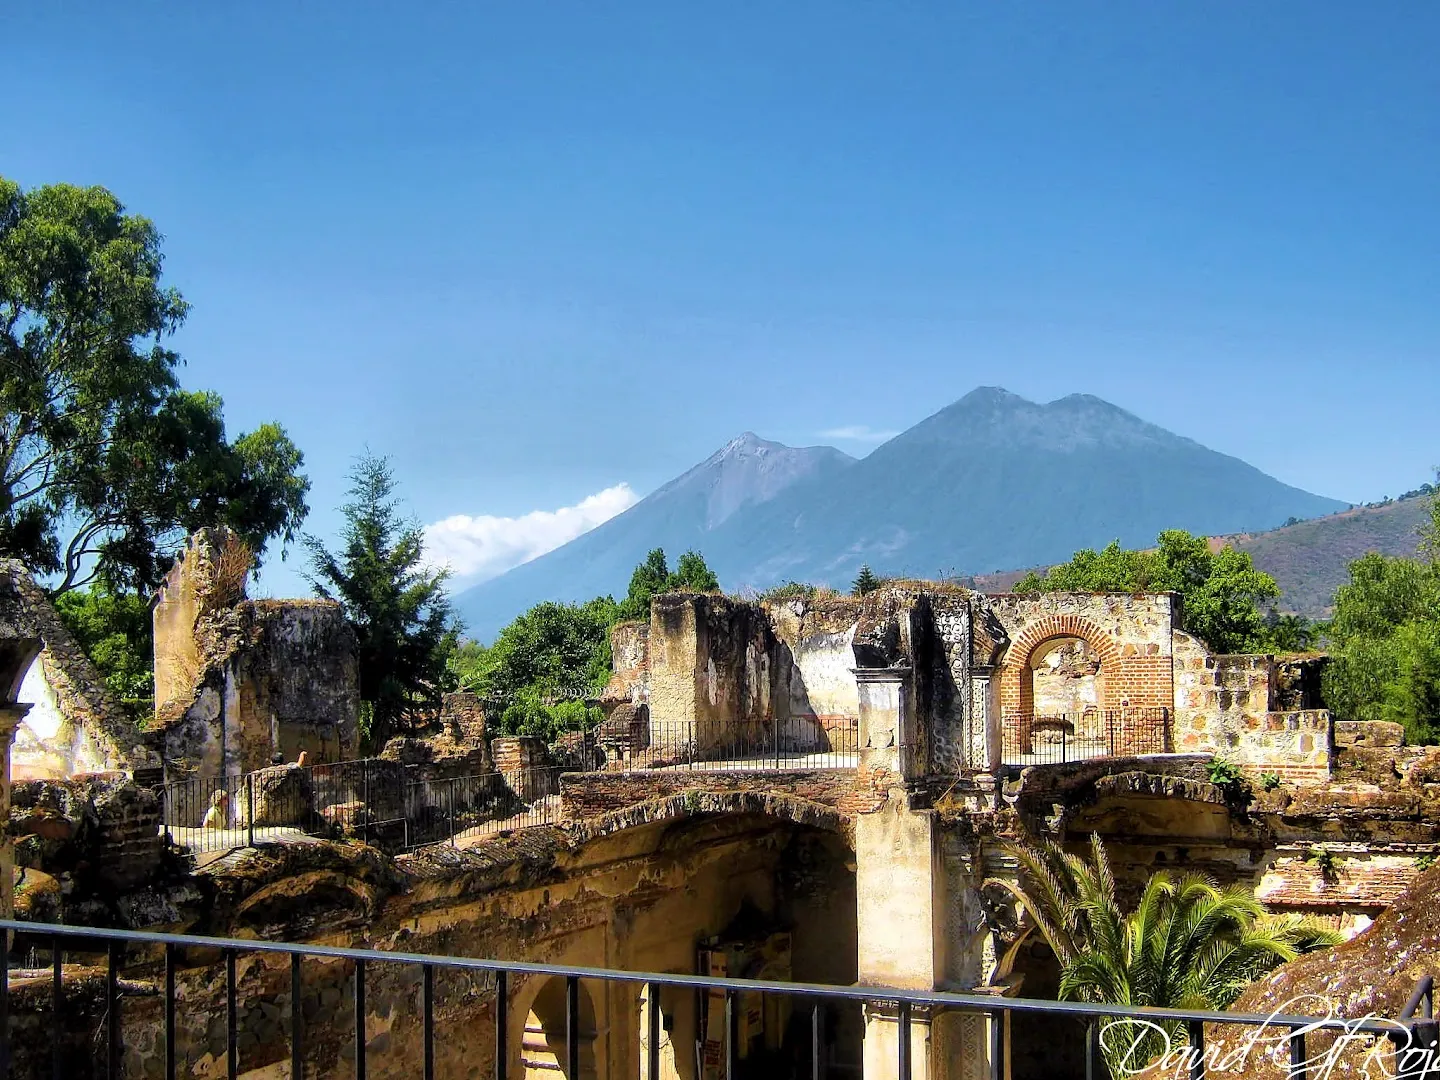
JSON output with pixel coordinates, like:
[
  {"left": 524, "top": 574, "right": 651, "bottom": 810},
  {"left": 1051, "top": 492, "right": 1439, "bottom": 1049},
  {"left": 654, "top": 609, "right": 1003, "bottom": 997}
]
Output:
[{"left": 455, "top": 387, "right": 1345, "bottom": 639}]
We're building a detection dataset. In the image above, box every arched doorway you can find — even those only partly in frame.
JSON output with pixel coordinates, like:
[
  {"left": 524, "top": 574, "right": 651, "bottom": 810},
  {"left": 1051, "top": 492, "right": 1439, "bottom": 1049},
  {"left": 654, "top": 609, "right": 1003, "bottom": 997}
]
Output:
[
  {"left": 998, "top": 615, "right": 1126, "bottom": 764},
  {"left": 521, "top": 976, "right": 600, "bottom": 1080},
  {"left": 1029, "top": 636, "right": 1105, "bottom": 749}
]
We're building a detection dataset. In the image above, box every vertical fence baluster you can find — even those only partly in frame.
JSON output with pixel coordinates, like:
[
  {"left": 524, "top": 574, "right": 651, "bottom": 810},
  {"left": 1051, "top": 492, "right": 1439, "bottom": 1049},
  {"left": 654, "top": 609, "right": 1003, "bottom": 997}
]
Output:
[
  {"left": 1085, "top": 1020, "right": 1097, "bottom": 1080},
  {"left": 647, "top": 981, "right": 660, "bottom": 1080},
  {"left": 420, "top": 964, "right": 434, "bottom": 1080},
  {"left": 725, "top": 990, "right": 738, "bottom": 1080},
  {"left": 1187, "top": 1019, "right": 1205, "bottom": 1080},
  {"left": 247, "top": 772, "right": 255, "bottom": 848},
  {"left": 1290, "top": 1028, "right": 1307, "bottom": 1079},
  {"left": 566, "top": 976, "right": 580, "bottom": 1080},
  {"left": 812, "top": 1001, "right": 824, "bottom": 1080},
  {"left": 354, "top": 957, "right": 366, "bottom": 1080},
  {"left": 108, "top": 939, "right": 121, "bottom": 1080},
  {"left": 897, "top": 1000, "right": 911, "bottom": 1080},
  {"left": 291, "top": 952, "right": 303, "bottom": 1080},
  {"left": 989, "top": 1007, "right": 1003, "bottom": 1080},
  {"left": 362, "top": 764, "right": 371, "bottom": 846},
  {"left": 52, "top": 934, "right": 63, "bottom": 1080},
  {"left": 165, "top": 943, "right": 177, "bottom": 1080},
  {"left": 495, "top": 970, "right": 507, "bottom": 1080},
  {"left": 0, "top": 926, "right": 8, "bottom": 1080},
  {"left": 226, "top": 949, "right": 238, "bottom": 1080}
]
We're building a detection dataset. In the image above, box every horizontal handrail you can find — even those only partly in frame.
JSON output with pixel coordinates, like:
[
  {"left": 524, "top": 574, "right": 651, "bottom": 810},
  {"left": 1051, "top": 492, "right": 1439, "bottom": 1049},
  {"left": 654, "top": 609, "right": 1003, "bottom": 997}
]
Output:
[{"left": 0, "top": 919, "right": 1402, "bottom": 1035}]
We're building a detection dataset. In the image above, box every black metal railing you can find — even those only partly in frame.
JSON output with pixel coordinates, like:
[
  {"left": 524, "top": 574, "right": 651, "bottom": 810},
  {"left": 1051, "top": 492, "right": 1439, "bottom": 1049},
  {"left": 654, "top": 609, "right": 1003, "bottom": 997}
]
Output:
[
  {"left": 588, "top": 716, "right": 860, "bottom": 773},
  {"left": 401, "top": 766, "right": 566, "bottom": 850},
  {"left": 159, "top": 759, "right": 569, "bottom": 856},
  {"left": 1001, "top": 707, "right": 1171, "bottom": 767},
  {"left": 0, "top": 919, "right": 1423, "bottom": 1080}
]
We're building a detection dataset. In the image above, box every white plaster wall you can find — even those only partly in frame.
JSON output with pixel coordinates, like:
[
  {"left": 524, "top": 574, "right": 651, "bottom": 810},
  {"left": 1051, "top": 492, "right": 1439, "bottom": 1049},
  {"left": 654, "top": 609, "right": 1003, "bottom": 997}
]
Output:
[
  {"left": 10, "top": 656, "right": 112, "bottom": 779},
  {"left": 11, "top": 657, "right": 68, "bottom": 779},
  {"left": 787, "top": 626, "right": 860, "bottom": 722}
]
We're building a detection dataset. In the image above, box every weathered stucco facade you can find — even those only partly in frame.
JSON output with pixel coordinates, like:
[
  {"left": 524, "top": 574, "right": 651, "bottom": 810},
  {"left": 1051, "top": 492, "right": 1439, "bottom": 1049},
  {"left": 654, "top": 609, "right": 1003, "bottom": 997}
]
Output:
[{"left": 152, "top": 529, "right": 359, "bottom": 782}]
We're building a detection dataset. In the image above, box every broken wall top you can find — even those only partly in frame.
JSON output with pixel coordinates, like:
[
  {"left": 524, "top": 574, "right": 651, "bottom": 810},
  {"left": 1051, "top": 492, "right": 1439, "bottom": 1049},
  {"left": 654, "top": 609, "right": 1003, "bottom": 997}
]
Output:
[{"left": 3, "top": 562, "right": 156, "bottom": 771}]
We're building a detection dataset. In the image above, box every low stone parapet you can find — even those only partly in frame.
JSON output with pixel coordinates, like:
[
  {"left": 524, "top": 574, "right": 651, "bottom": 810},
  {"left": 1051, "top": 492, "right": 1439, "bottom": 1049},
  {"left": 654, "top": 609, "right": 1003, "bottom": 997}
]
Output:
[{"left": 559, "top": 768, "right": 857, "bottom": 821}]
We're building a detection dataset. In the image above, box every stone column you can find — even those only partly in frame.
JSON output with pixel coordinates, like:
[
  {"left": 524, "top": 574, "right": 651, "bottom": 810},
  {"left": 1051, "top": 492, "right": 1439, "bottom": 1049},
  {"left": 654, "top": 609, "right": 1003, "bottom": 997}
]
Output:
[
  {"left": 854, "top": 666, "right": 1002, "bottom": 1080},
  {"left": 856, "top": 665, "right": 919, "bottom": 783},
  {"left": 855, "top": 666, "right": 939, "bottom": 1079},
  {"left": 0, "top": 703, "right": 32, "bottom": 923},
  {"left": 968, "top": 670, "right": 1000, "bottom": 775}
]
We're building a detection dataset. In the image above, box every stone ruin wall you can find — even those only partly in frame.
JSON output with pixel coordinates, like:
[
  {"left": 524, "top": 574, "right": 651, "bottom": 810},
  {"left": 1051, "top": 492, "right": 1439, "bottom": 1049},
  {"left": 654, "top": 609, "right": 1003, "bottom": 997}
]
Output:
[
  {"left": 150, "top": 531, "right": 359, "bottom": 782},
  {"left": 1172, "top": 633, "right": 1332, "bottom": 784},
  {"left": 9, "top": 571, "right": 158, "bottom": 781},
  {"left": 7, "top": 806, "right": 861, "bottom": 1080}
]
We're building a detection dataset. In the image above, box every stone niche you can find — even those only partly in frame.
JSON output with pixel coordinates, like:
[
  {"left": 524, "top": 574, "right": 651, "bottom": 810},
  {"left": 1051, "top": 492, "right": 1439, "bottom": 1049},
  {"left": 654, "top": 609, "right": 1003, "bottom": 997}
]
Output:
[{"left": 150, "top": 529, "right": 359, "bottom": 781}]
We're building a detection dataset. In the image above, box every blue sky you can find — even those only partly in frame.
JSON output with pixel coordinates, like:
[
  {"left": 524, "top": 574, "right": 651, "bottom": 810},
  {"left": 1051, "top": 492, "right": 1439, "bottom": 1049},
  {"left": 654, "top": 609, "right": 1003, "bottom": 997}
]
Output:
[{"left": 6, "top": 3, "right": 1438, "bottom": 597}]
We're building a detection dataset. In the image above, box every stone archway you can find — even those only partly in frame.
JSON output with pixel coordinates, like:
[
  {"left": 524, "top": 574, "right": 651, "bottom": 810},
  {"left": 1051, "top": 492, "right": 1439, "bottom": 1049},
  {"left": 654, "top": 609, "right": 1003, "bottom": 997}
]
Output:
[
  {"left": 516, "top": 976, "right": 601, "bottom": 1080},
  {"left": 1001, "top": 616, "right": 1122, "bottom": 714},
  {"left": 997, "top": 615, "right": 1125, "bottom": 759}
]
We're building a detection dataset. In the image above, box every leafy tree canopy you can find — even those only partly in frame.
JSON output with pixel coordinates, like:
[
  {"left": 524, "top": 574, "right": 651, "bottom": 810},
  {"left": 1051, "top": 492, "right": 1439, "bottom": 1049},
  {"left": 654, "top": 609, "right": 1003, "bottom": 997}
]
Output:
[
  {"left": 1015, "top": 530, "right": 1282, "bottom": 653},
  {"left": 304, "top": 452, "right": 457, "bottom": 751},
  {"left": 461, "top": 596, "right": 619, "bottom": 703},
  {"left": 1322, "top": 512, "right": 1440, "bottom": 743},
  {"left": 458, "top": 548, "right": 720, "bottom": 741},
  {"left": 53, "top": 583, "right": 154, "bottom": 721},
  {"left": 616, "top": 547, "right": 719, "bottom": 621},
  {"left": 0, "top": 177, "right": 309, "bottom": 595}
]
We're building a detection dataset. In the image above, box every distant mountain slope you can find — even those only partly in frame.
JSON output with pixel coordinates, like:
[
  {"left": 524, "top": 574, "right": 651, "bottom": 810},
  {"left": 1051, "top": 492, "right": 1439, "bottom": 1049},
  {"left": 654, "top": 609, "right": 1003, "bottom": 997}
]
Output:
[
  {"left": 1227, "top": 498, "right": 1429, "bottom": 617},
  {"left": 457, "top": 387, "right": 1346, "bottom": 639},
  {"left": 968, "top": 497, "right": 1431, "bottom": 618},
  {"left": 454, "top": 434, "right": 853, "bottom": 639},
  {"left": 699, "top": 387, "right": 1345, "bottom": 590}
]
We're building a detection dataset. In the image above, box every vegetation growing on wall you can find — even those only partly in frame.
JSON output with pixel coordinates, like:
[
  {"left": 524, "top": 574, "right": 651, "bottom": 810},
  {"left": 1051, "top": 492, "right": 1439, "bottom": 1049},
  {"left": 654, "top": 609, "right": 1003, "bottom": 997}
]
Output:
[{"left": 851, "top": 564, "right": 884, "bottom": 596}]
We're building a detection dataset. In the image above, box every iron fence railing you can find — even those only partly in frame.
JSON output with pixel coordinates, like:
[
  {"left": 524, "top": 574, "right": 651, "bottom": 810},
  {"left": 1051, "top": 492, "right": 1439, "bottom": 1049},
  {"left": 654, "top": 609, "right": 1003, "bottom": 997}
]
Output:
[
  {"left": 1001, "top": 707, "right": 1171, "bottom": 767},
  {"left": 0, "top": 918, "right": 1423, "bottom": 1080},
  {"left": 401, "top": 766, "right": 566, "bottom": 850},
  {"left": 587, "top": 715, "right": 860, "bottom": 773},
  {"left": 159, "top": 759, "right": 569, "bottom": 856}
]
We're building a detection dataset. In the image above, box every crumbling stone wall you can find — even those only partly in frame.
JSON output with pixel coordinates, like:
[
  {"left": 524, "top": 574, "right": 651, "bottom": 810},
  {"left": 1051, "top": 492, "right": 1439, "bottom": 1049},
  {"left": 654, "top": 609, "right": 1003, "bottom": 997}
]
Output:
[
  {"left": 765, "top": 595, "right": 864, "bottom": 733},
  {"left": 602, "top": 619, "right": 650, "bottom": 706},
  {"left": 8, "top": 571, "right": 157, "bottom": 780},
  {"left": 151, "top": 531, "right": 359, "bottom": 782},
  {"left": 4, "top": 807, "right": 860, "bottom": 1080},
  {"left": 987, "top": 592, "right": 1179, "bottom": 721},
  {"left": 1172, "top": 634, "right": 1332, "bottom": 784}
]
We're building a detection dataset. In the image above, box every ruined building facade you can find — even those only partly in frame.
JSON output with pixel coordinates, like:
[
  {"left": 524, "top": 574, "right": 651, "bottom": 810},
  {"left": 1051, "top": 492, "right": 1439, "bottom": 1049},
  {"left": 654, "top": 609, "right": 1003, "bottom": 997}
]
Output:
[
  {"left": 150, "top": 528, "right": 359, "bottom": 782},
  {"left": 2, "top": 562, "right": 1433, "bottom": 1079}
]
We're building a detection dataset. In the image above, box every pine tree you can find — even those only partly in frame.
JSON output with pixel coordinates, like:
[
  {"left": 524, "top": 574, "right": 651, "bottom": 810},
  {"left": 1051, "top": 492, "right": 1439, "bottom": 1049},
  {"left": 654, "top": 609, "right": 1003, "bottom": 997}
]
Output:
[
  {"left": 852, "top": 564, "right": 882, "bottom": 596},
  {"left": 304, "top": 452, "right": 457, "bottom": 751}
]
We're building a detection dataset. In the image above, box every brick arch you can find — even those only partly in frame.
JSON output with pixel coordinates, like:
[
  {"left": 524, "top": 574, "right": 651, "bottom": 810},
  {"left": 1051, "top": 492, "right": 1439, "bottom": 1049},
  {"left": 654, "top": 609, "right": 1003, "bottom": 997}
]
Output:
[{"left": 998, "top": 614, "right": 1125, "bottom": 721}]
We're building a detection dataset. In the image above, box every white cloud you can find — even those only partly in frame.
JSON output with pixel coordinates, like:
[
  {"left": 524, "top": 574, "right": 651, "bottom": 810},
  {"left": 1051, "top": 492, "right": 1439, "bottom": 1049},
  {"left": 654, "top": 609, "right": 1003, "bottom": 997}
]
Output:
[
  {"left": 818, "top": 425, "right": 901, "bottom": 443},
  {"left": 423, "top": 483, "right": 639, "bottom": 583}
]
